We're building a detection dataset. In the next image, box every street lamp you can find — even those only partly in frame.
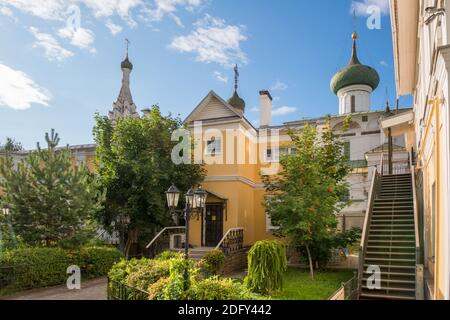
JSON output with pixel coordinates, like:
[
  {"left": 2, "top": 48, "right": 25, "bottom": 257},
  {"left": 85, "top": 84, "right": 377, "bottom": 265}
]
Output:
[
  {"left": 165, "top": 184, "right": 207, "bottom": 289},
  {"left": 117, "top": 213, "right": 131, "bottom": 256}
]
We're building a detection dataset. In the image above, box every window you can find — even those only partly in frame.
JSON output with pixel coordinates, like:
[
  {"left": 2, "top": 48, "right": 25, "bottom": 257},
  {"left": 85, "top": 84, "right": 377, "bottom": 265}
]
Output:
[
  {"left": 362, "top": 115, "right": 368, "bottom": 122},
  {"left": 206, "top": 137, "right": 221, "bottom": 156},
  {"left": 343, "top": 141, "right": 351, "bottom": 160},
  {"left": 265, "top": 148, "right": 279, "bottom": 162},
  {"left": 350, "top": 95, "right": 356, "bottom": 113}
]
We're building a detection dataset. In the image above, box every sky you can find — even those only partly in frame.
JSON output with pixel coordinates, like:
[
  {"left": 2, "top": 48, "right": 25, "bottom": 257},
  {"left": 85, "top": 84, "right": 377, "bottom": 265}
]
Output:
[{"left": 0, "top": 0, "right": 412, "bottom": 149}]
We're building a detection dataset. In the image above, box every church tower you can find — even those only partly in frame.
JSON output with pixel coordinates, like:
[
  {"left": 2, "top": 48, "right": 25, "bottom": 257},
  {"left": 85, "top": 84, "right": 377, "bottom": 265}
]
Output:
[
  {"left": 109, "top": 40, "right": 139, "bottom": 122},
  {"left": 331, "top": 32, "right": 380, "bottom": 115}
]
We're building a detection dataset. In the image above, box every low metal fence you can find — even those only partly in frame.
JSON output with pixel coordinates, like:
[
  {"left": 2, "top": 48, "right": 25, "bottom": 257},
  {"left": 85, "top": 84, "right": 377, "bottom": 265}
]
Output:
[
  {"left": 107, "top": 278, "right": 149, "bottom": 300},
  {"left": 328, "top": 273, "right": 358, "bottom": 300}
]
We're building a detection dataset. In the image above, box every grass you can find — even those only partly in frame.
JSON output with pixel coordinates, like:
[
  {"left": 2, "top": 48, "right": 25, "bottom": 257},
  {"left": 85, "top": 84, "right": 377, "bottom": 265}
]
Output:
[{"left": 270, "top": 268, "right": 354, "bottom": 300}]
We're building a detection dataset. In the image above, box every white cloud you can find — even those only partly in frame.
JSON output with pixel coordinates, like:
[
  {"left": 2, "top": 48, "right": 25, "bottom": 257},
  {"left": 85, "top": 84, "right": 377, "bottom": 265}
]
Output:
[
  {"left": 57, "top": 26, "right": 95, "bottom": 51},
  {"left": 272, "top": 106, "right": 297, "bottom": 116},
  {"left": 169, "top": 14, "right": 248, "bottom": 67},
  {"left": 2, "top": 0, "right": 204, "bottom": 33},
  {"left": 213, "top": 71, "right": 228, "bottom": 83},
  {"left": 0, "top": 6, "right": 14, "bottom": 16},
  {"left": 351, "top": 0, "right": 390, "bottom": 17},
  {"left": 170, "top": 12, "right": 184, "bottom": 27},
  {"left": 271, "top": 80, "right": 288, "bottom": 91},
  {"left": 380, "top": 60, "right": 389, "bottom": 67},
  {"left": 81, "top": 0, "right": 142, "bottom": 27},
  {"left": 250, "top": 106, "right": 259, "bottom": 112},
  {"left": 105, "top": 20, "right": 123, "bottom": 35},
  {"left": 1, "top": 0, "right": 67, "bottom": 20},
  {"left": 143, "top": 0, "right": 203, "bottom": 23},
  {"left": 29, "top": 27, "right": 74, "bottom": 61},
  {"left": 0, "top": 63, "right": 51, "bottom": 110}
]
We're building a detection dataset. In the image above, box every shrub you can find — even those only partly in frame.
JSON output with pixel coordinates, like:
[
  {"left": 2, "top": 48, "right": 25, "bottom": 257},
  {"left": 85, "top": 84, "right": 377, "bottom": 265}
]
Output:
[
  {"left": 0, "top": 247, "right": 70, "bottom": 294},
  {"left": 160, "top": 258, "right": 196, "bottom": 300},
  {"left": 156, "top": 251, "right": 184, "bottom": 261},
  {"left": 125, "top": 260, "right": 171, "bottom": 291},
  {"left": 68, "top": 246, "right": 122, "bottom": 279},
  {"left": 245, "top": 240, "right": 287, "bottom": 295},
  {"left": 0, "top": 246, "right": 122, "bottom": 295},
  {"left": 148, "top": 277, "right": 170, "bottom": 300},
  {"left": 108, "top": 258, "right": 151, "bottom": 284},
  {"left": 199, "top": 249, "right": 225, "bottom": 277},
  {"left": 188, "top": 276, "right": 255, "bottom": 300}
]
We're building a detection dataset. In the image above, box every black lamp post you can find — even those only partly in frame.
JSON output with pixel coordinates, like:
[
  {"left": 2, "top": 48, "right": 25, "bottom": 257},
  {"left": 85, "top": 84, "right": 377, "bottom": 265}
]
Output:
[
  {"left": 117, "top": 213, "right": 131, "bottom": 256},
  {"left": 165, "top": 184, "right": 207, "bottom": 289}
]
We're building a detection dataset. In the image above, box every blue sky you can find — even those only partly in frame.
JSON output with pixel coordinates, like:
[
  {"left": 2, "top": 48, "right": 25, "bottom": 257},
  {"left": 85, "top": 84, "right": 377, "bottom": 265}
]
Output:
[{"left": 0, "top": 0, "right": 411, "bottom": 149}]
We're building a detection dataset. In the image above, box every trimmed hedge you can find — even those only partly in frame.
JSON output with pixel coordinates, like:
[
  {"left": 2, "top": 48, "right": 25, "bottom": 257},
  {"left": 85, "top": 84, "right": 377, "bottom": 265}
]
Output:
[{"left": 0, "top": 246, "right": 122, "bottom": 295}]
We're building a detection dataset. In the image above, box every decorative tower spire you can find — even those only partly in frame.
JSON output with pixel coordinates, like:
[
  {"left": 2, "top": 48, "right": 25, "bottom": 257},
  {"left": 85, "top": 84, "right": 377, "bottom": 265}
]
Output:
[
  {"left": 349, "top": 32, "right": 361, "bottom": 65},
  {"left": 228, "top": 64, "right": 246, "bottom": 113},
  {"left": 109, "top": 39, "right": 139, "bottom": 123},
  {"left": 234, "top": 64, "right": 239, "bottom": 92}
]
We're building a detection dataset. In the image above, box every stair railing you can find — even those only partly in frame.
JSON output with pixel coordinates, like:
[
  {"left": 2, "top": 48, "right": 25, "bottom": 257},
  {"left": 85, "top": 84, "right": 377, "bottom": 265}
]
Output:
[
  {"left": 410, "top": 150, "right": 424, "bottom": 300},
  {"left": 215, "top": 228, "right": 244, "bottom": 256},
  {"left": 145, "top": 226, "right": 186, "bottom": 258},
  {"left": 358, "top": 153, "right": 383, "bottom": 297}
]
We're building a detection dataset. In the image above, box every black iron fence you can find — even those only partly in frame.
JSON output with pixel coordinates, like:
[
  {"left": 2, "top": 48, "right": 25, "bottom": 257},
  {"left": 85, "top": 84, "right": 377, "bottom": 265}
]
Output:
[
  {"left": 107, "top": 278, "right": 149, "bottom": 300},
  {"left": 217, "top": 228, "right": 244, "bottom": 256},
  {"left": 328, "top": 273, "right": 358, "bottom": 300}
]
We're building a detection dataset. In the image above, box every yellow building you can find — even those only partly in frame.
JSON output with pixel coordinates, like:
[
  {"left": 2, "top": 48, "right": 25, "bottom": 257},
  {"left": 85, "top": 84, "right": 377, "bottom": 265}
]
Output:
[{"left": 389, "top": 0, "right": 450, "bottom": 300}]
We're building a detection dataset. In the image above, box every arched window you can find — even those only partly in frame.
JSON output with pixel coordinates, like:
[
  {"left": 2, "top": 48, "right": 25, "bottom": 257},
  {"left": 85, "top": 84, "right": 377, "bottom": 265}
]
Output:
[{"left": 350, "top": 95, "right": 356, "bottom": 113}]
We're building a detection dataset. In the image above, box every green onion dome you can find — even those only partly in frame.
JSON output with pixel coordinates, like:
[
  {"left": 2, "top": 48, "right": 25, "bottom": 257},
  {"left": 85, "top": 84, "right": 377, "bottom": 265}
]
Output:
[
  {"left": 121, "top": 54, "right": 133, "bottom": 70},
  {"left": 228, "top": 91, "right": 246, "bottom": 112},
  {"left": 330, "top": 32, "right": 380, "bottom": 95}
]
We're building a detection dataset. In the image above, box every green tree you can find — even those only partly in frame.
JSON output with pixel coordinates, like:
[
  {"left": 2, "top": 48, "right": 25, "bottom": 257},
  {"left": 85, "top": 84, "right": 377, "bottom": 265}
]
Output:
[
  {"left": 263, "top": 118, "right": 351, "bottom": 279},
  {"left": 93, "top": 106, "right": 205, "bottom": 256},
  {"left": 0, "top": 137, "right": 23, "bottom": 153},
  {"left": 0, "top": 130, "right": 99, "bottom": 247}
]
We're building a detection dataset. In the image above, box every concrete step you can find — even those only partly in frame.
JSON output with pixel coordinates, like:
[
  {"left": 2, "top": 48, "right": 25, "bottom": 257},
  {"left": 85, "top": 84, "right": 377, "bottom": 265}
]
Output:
[
  {"left": 368, "top": 239, "right": 415, "bottom": 244},
  {"left": 359, "top": 292, "right": 415, "bottom": 300},
  {"left": 362, "top": 278, "right": 416, "bottom": 285},
  {"left": 363, "top": 263, "right": 415, "bottom": 270},
  {"left": 370, "top": 224, "right": 414, "bottom": 228},
  {"left": 361, "top": 285, "right": 415, "bottom": 292},
  {"left": 367, "top": 245, "right": 414, "bottom": 250},
  {"left": 366, "top": 251, "right": 415, "bottom": 256},
  {"left": 363, "top": 270, "right": 415, "bottom": 277}
]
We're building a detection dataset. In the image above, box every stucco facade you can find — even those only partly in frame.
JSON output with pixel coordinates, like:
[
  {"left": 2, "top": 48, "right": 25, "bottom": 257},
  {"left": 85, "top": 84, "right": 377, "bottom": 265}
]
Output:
[{"left": 390, "top": 0, "right": 450, "bottom": 300}]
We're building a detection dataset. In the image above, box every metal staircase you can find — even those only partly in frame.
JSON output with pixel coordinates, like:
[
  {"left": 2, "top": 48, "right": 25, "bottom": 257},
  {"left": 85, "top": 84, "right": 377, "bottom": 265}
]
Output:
[{"left": 358, "top": 152, "right": 424, "bottom": 300}]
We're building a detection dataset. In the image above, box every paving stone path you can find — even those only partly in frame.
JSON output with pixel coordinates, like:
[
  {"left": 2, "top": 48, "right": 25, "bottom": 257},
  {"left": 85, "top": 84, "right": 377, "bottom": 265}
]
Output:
[{"left": 3, "top": 278, "right": 107, "bottom": 300}]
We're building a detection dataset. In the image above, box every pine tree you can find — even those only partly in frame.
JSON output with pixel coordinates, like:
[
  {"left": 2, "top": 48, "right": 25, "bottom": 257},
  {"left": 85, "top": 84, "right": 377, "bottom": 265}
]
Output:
[{"left": 0, "top": 129, "right": 99, "bottom": 247}]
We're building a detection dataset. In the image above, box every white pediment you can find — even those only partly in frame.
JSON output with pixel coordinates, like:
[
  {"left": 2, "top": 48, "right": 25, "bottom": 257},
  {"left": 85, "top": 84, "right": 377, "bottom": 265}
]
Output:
[{"left": 184, "top": 91, "right": 242, "bottom": 123}]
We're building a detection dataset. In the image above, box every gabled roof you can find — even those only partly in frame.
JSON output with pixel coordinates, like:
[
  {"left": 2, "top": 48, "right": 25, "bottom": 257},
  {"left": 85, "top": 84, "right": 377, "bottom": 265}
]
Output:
[
  {"left": 184, "top": 90, "right": 243, "bottom": 124},
  {"left": 367, "top": 143, "right": 406, "bottom": 154}
]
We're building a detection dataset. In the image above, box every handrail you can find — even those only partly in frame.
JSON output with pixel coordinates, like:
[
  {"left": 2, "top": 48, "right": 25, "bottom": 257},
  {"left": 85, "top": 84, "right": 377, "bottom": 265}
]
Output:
[
  {"left": 215, "top": 227, "right": 244, "bottom": 251},
  {"left": 358, "top": 153, "right": 382, "bottom": 296},
  {"left": 410, "top": 149, "right": 424, "bottom": 300},
  {"left": 145, "top": 226, "right": 186, "bottom": 249}
]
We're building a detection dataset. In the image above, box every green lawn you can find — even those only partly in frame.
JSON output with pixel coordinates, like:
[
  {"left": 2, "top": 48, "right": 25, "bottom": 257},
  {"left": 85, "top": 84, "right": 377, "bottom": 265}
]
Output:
[{"left": 270, "top": 268, "right": 354, "bottom": 300}]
